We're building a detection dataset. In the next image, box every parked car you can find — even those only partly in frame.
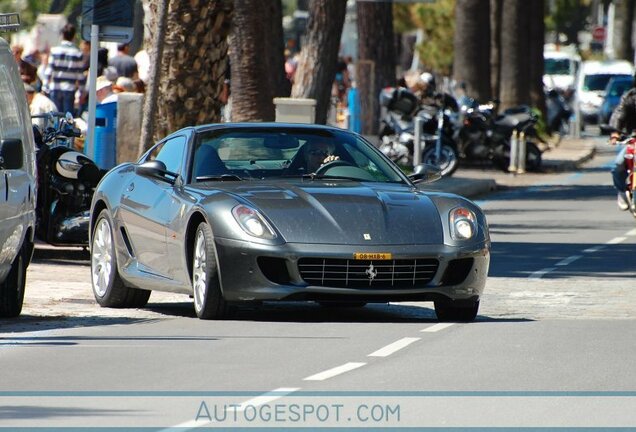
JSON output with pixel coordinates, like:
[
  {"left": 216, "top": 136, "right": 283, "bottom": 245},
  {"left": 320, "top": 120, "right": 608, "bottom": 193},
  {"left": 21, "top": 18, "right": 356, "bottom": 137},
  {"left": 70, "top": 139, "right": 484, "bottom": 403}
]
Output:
[
  {"left": 575, "top": 60, "right": 633, "bottom": 128},
  {"left": 89, "top": 123, "right": 491, "bottom": 321},
  {"left": 0, "top": 18, "right": 37, "bottom": 318},
  {"left": 599, "top": 75, "right": 633, "bottom": 126},
  {"left": 543, "top": 48, "right": 580, "bottom": 98}
]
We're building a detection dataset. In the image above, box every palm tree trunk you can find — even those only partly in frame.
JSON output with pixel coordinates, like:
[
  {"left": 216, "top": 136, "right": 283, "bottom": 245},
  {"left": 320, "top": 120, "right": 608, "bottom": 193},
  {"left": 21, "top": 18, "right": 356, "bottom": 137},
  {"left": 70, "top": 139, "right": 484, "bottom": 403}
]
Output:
[
  {"left": 454, "top": 0, "right": 491, "bottom": 103},
  {"left": 500, "top": 0, "right": 530, "bottom": 110},
  {"left": 529, "top": 0, "right": 546, "bottom": 115},
  {"left": 357, "top": 1, "right": 396, "bottom": 135},
  {"left": 291, "top": 0, "right": 347, "bottom": 125},
  {"left": 490, "top": 0, "right": 503, "bottom": 103},
  {"left": 230, "top": 0, "right": 284, "bottom": 122},
  {"left": 143, "top": 0, "right": 233, "bottom": 144}
]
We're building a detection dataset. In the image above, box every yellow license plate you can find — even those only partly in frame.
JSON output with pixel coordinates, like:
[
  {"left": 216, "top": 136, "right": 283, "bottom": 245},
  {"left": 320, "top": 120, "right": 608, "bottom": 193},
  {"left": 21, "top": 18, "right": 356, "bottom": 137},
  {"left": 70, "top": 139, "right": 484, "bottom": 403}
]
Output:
[{"left": 353, "top": 252, "right": 392, "bottom": 260}]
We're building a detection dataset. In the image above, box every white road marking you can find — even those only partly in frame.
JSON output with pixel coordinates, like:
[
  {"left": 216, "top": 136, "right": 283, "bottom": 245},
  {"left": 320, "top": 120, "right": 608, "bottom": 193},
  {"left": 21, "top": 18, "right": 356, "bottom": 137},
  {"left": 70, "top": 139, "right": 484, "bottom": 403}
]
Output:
[
  {"left": 367, "top": 337, "right": 420, "bottom": 358},
  {"left": 233, "top": 387, "right": 300, "bottom": 412},
  {"left": 556, "top": 255, "right": 582, "bottom": 266},
  {"left": 303, "top": 362, "right": 366, "bottom": 381},
  {"left": 528, "top": 267, "right": 556, "bottom": 280},
  {"left": 626, "top": 228, "right": 636, "bottom": 236},
  {"left": 583, "top": 245, "right": 605, "bottom": 253},
  {"left": 607, "top": 237, "right": 627, "bottom": 244},
  {"left": 421, "top": 323, "right": 455, "bottom": 333}
]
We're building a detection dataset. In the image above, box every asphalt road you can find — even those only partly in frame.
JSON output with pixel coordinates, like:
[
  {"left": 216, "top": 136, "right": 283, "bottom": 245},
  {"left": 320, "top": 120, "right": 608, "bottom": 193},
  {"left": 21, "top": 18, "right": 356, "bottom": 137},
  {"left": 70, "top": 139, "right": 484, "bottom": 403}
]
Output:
[{"left": 1, "top": 142, "right": 636, "bottom": 429}]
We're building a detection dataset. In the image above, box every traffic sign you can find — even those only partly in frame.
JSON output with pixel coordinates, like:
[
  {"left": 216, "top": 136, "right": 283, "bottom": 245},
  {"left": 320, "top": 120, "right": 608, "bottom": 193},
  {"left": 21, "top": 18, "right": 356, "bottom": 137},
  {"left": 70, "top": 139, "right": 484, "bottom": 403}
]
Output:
[{"left": 592, "top": 26, "right": 606, "bottom": 42}]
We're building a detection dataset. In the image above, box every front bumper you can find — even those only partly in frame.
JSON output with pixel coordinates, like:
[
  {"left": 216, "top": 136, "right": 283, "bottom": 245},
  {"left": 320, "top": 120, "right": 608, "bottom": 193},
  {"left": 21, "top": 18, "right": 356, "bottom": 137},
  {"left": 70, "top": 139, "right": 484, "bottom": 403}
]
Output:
[{"left": 214, "top": 238, "right": 490, "bottom": 304}]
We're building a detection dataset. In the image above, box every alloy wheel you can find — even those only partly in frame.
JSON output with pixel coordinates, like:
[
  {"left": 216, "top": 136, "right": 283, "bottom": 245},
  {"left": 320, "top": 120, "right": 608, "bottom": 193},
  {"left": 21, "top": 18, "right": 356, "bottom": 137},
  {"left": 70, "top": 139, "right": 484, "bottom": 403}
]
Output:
[
  {"left": 91, "top": 218, "right": 113, "bottom": 297},
  {"left": 193, "top": 229, "right": 207, "bottom": 312}
]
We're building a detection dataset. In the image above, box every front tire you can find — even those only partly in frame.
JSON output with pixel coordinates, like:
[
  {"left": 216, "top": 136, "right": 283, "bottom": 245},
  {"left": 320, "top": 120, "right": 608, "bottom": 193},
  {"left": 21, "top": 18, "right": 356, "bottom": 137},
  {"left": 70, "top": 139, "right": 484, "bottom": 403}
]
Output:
[
  {"left": 434, "top": 300, "right": 479, "bottom": 322},
  {"left": 192, "top": 222, "right": 229, "bottom": 319},
  {"left": 421, "top": 141, "right": 459, "bottom": 177},
  {"left": 91, "top": 209, "right": 150, "bottom": 308},
  {"left": 0, "top": 242, "right": 28, "bottom": 318}
]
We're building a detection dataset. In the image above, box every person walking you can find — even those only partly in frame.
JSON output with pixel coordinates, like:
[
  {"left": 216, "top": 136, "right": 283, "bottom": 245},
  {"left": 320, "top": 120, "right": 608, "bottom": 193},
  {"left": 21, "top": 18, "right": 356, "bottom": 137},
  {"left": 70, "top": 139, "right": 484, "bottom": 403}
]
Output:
[
  {"left": 43, "top": 24, "right": 85, "bottom": 115},
  {"left": 109, "top": 43, "right": 138, "bottom": 79}
]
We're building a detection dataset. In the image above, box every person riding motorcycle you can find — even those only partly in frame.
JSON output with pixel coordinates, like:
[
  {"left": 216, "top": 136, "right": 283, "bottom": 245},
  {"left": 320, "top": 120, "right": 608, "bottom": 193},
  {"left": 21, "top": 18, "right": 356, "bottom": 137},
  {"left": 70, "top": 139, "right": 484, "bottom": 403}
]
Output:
[
  {"left": 410, "top": 72, "right": 459, "bottom": 112},
  {"left": 608, "top": 75, "right": 636, "bottom": 210}
]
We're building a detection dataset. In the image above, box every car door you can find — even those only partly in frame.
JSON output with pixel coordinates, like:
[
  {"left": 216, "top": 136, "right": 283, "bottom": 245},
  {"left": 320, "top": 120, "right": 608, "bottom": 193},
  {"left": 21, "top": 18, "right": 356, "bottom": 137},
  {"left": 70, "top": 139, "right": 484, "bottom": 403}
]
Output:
[
  {"left": 0, "top": 62, "right": 31, "bottom": 277},
  {"left": 119, "top": 134, "right": 188, "bottom": 278}
]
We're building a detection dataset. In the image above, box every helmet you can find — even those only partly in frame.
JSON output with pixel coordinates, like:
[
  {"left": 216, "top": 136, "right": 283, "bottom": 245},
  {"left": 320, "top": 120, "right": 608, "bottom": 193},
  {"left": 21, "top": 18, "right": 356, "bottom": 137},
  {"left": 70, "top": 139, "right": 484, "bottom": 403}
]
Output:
[{"left": 419, "top": 72, "right": 436, "bottom": 95}]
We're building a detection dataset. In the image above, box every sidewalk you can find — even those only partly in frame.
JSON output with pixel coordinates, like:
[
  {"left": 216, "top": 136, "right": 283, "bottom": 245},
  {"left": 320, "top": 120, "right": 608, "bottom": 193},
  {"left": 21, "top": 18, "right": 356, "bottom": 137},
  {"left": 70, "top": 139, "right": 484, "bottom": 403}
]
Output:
[{"left": 421, "top": 136, "right": 598, "bottom": 199}]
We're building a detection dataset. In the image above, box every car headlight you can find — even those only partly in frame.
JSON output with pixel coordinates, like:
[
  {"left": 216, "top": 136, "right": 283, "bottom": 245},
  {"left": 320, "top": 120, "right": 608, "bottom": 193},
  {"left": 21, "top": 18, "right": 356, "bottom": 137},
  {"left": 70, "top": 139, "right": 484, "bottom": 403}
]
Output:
[
  {"left": 450, "top": 207, "right": 477, "bottom": 240},
  {"left": 232, "top": 205, "right": 277, "bottom": 239}
]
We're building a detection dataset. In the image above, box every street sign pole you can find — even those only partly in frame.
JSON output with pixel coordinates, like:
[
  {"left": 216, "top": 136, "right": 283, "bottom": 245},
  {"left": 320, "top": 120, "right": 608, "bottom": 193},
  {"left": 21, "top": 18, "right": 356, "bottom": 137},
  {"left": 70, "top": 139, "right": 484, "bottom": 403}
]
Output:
[{"left": 86, "top": 24, "right": 99, "bottom": 160}]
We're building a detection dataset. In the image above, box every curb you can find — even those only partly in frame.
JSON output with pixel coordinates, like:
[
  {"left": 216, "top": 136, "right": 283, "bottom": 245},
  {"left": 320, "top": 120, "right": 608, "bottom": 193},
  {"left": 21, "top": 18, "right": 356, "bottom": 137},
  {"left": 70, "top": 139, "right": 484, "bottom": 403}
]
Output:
[{"left": 541, "top": 144, "right": 597, "bottom": 172}]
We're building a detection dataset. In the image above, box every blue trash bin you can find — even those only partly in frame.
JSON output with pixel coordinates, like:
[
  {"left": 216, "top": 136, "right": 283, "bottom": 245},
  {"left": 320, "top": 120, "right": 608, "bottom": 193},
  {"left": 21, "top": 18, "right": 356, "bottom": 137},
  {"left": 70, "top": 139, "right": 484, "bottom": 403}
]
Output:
[
  {"left": 92, "top": 101, "right": 117, "bottom": 170},
  {"left": 347, "top": 88, "right": 361, "bottom": 133}
]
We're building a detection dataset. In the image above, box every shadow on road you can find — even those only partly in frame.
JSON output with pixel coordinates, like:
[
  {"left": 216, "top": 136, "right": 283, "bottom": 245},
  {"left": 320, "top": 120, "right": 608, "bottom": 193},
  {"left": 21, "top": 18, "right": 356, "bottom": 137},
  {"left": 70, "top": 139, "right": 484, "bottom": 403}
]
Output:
[
  {"left": 0, "top": 315, "right": 157, "bottom": 335},
  {"left": 32, "top": 245, "right": 90, "bottom": 266}
]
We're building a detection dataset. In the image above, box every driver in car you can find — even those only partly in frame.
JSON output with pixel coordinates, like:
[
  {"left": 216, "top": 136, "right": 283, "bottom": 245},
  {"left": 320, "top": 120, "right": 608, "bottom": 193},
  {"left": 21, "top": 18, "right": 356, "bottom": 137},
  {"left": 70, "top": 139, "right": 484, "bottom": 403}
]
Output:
[{"left": 304, "top": 140, "right": 340, "bottom": 173}]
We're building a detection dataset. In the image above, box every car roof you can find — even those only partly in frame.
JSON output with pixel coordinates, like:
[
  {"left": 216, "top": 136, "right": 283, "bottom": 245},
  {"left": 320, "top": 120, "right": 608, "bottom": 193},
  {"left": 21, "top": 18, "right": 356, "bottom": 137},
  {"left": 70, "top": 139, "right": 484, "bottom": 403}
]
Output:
[{"left": 192, "top": 122, "right": 352, "bottom": 134}]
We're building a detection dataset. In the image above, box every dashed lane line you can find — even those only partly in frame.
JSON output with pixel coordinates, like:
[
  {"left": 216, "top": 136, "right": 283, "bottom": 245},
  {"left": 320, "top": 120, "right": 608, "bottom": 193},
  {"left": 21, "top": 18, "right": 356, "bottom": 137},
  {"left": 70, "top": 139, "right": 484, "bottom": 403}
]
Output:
[
  {"left": 627, "top": 228, "right": 636, "bottom": 236},
  {"left": 556, "top": 255, "right": 582, "bottom": 266},
  {"left": 421, "top": 323, "right": 455, "bottom": 333},
  {"left": 583, "top": 245, "right": 605, "bottom": 253},
  {"left": 607, "top": 237, "right": 627, "bottom": 244},
  {"left": 232, "top": 387, "right": 301, "bottom": 412},
  {"left": 367, "top": 337, "right": 420, "bottom": 358},
  {"left": 303, "top": 362, "right": 366, "bottom": 381},
  {"left": 529, "top": 267, "right": 556, "bottom": 280}
]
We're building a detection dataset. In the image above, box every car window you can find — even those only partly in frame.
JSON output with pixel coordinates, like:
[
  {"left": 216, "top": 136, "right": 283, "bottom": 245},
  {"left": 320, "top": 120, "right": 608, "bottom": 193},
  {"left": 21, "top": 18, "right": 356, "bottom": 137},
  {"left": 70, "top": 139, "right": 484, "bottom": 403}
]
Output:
[
  {"left": 146, "top": 135, "right": 187, "bottom": 174},
  {"left": 196, "top": 129, "right": 405, "bottom": 183},
  {"left": 0, "top": 65, "right": 24, "bottom": 167},
  {"left": 545, "top": 58, "right": 570, "bottom": 75}
]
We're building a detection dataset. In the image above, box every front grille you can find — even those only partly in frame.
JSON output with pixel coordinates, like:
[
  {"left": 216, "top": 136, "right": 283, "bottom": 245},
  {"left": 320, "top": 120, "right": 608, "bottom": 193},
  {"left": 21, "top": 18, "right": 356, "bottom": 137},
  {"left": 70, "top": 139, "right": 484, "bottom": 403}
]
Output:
[{"left": 298, "top": 258, "right": 439, "bottom": 288}]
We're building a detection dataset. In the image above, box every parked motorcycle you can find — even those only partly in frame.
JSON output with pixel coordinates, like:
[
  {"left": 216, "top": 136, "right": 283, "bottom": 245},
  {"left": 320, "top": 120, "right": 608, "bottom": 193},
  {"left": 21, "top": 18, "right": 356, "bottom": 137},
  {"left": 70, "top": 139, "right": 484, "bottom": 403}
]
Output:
[
  {"left": 458, "top": 102, "right": 543, "bottom": 172},
  {"left": 378, "top": 87, "right": 460, "bottom": 177},
  {"left": 33, "top": 112, "right": 105, "bottom": 246}
]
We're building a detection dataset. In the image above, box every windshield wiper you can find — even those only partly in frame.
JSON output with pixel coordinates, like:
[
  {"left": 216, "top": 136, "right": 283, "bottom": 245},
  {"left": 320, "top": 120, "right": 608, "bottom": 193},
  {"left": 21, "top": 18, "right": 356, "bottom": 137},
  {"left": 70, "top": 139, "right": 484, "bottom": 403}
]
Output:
[{"left": 196, "top": 174, "right": 243, "bottom": 182}]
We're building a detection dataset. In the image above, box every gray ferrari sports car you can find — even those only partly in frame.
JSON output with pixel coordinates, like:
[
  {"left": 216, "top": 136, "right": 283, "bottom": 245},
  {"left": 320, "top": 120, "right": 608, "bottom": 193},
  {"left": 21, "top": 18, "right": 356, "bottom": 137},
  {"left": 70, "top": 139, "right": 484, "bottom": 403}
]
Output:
[{"left": 89, "top": 123, "right": 490, "bottom": 321}]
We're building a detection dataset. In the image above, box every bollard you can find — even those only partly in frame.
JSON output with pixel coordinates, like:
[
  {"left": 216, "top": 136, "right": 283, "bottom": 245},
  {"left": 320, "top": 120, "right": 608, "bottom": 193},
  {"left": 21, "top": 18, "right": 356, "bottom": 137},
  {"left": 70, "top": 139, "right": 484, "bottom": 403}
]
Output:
[
  {"left": 344, "top": 111, "right": 351, "bottom": 131},
  {"left": 413, "top": 117, "right": 423, "bottom": 167},
  {"left": 517, "top": 131, "right": 527, "bottom": 174},
  {"left": 508, "top": 130, "right": 519, "bottom": 173}
]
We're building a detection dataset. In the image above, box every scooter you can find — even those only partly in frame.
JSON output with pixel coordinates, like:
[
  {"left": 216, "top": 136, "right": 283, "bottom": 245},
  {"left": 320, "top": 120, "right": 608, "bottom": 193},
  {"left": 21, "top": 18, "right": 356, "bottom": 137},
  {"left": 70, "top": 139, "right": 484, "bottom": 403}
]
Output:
[{"left": 33, "top": 112, "right": 106, "bottom": 246}]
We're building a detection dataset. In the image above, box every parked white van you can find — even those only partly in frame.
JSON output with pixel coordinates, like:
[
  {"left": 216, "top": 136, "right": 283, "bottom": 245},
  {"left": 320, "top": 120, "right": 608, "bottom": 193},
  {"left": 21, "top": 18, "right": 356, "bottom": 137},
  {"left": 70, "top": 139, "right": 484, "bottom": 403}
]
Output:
[
  {"left": 543, "top": 48, "right": 581, "bottom": 95},
  {"left": 576, "top": 60, "right": 634, "bottom": 127},
  {"left": 0, "top": 14, "right": 37, "bottom": 317}
]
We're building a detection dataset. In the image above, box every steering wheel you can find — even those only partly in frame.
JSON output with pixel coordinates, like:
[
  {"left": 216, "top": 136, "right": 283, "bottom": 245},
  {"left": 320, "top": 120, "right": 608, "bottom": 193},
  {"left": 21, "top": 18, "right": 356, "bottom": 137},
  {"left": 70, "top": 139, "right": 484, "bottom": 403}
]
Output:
[{"left": 314, "top": 160, "right": 355, "bottom": 176}]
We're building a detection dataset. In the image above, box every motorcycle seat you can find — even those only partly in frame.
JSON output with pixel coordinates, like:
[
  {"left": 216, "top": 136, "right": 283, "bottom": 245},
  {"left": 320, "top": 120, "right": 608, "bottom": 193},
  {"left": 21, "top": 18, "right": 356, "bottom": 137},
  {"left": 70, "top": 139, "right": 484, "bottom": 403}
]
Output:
[{"left": 494, "top": 112, "right": 534, "bottom": 131}]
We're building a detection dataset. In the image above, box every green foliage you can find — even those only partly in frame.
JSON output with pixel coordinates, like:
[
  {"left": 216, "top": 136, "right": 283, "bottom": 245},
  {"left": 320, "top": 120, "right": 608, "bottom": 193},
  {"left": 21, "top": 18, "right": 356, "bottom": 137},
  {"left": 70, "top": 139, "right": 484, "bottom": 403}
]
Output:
[
  {"left": 412, "top": 0, "right": 456, "bottom": 76},
  {"left": 0, "top": 0, "right": 51, "bottom": 29},
  {"left": 545, "top": 0, "right": 591, "bottom": 44},
  {"left": 282, "top": 0, "right": 297, "bottom": 16},
  {"left": 393, "top": 3, "right": 416, "bottom": 34}
]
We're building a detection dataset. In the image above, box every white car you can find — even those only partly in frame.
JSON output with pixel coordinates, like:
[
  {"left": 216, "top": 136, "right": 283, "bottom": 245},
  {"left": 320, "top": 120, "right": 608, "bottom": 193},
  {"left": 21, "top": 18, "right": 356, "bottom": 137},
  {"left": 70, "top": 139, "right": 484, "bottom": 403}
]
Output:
[
  {"left": 543, "top": 49, "right": 580, "bottom": 95},
  {"left": 575, "top": 60, "right": 634, "bottom": 127},
  {"left": 0, "top": 15, "right": 37, "bottom": 318}
]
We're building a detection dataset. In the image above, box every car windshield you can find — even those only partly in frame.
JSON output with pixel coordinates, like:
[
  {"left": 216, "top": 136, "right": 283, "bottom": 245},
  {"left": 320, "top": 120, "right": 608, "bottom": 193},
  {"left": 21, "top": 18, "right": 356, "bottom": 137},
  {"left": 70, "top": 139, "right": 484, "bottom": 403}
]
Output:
[
  {"left": 607, "top": 79, "right": 632, "bottom": 97},
  {"left": 545, "top": 58, "right": 571, "bottom": 75},
  {"left": 191, "top": 128, "right": 407, "bottom": 184},
  {"left": 583, "top": 74, "right": 630, "bottom": 91}
]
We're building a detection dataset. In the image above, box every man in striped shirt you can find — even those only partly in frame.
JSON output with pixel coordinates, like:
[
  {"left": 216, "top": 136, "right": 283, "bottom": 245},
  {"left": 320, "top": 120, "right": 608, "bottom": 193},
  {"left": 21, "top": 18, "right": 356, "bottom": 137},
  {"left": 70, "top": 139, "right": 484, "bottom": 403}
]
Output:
[{"left": 43, "top": 24, "right": 86, "bottom": 115}]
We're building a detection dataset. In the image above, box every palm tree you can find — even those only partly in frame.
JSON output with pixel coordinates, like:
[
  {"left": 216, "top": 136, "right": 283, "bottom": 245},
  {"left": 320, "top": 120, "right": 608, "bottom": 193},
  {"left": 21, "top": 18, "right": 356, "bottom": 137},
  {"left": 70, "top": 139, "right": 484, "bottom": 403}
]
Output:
[
  {"left": 499, "top": 0, "right": 531, "bottom": 110},
  {"left": 230, "top": 0, "right": 286, "bottom": 122},
  {"left": 453, "top": 0, "right": 491, "bottom": 103},
  {"left": 291, "top": 0, "right": 347, "bottom": 125},
  {"left": 357, "top": 1, "right": 396, "bottom": 135},
  {"left": 141, "top": 0, "right": 233, "bottom": 147}
]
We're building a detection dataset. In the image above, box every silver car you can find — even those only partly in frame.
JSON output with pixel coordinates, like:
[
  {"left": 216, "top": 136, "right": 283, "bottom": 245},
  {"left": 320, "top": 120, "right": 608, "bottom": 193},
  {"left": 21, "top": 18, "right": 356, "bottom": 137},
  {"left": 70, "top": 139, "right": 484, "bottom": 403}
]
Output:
[{"left": 90, "top": 124, "right": 490, "bottom": 321}]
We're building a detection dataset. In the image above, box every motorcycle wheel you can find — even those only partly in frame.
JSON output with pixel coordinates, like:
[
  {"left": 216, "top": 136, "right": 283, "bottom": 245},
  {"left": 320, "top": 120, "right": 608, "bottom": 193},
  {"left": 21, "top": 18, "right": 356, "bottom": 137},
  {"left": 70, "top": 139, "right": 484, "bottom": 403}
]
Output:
[
  {"left": 525, "top": 141, "right": 543, "bottom": 172},
  {"left": 421, "top": 143, "right": 459, "bottom": 177}
]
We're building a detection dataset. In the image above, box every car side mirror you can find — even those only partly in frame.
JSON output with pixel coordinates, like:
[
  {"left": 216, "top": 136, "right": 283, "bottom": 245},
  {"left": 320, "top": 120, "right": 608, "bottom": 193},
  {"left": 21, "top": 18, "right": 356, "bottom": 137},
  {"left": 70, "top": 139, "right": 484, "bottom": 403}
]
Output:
[
  {"left": 409, "top": 163, "right": 442, "bottom": 184},
  {"left": 135, "top": 160, "right": 178, "bottom": 184},
  {"left": 0, "top": 139, "right": 23, "bottom": 170}
]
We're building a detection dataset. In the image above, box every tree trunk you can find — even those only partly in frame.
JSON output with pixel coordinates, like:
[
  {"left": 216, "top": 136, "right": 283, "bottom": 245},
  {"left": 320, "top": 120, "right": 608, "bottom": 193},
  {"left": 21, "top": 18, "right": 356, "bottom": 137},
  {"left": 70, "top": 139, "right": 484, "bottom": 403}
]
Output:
[
  {"left": 615, "top": 0, "right": 636, "bottom": 61},
  {"left": 490, "top": 0, "right": 503, "bottom": 103},
  {"left": 266, "top": 0, "right": 290, "bottom": 98},
  {"left": 143, "top": 0, "right": 233, "bottom": 145},
  {"left": 291, "top": 0, "right": 347, "bottom": 125},
  {"left": 454, "top": 0, "right": 491, "bottom": 103},
  {"left": 357, "top": 1, "right": 396, "bottom": 135},
  {"left": 528, "top": 0, "right": 545, "bottom": 115},
  {"left": 230, "top": 0, "right": 284, "bottom": 122},
  {"left": 499, "top": 0, "right": 530, "bottom": 110}
]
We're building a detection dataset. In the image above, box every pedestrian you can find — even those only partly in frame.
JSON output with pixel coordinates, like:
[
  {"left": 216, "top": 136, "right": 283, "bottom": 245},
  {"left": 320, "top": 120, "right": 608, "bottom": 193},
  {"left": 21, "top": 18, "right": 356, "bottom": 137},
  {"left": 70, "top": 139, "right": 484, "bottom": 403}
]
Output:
[
  {"left": 609, "top": 73, "right": 636, "bottom": 210},
  {"left": 95, "top": 76, "right": 118, "bottom": 104},
  {"left": 109, "top": 43, "right": 138, "bottom": 79},
  {"left": 43, "top": 24, "right": 85, "bottom": 115},
  {"left": 24, "top": 83, "right": 58, "bottom": 131}
]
